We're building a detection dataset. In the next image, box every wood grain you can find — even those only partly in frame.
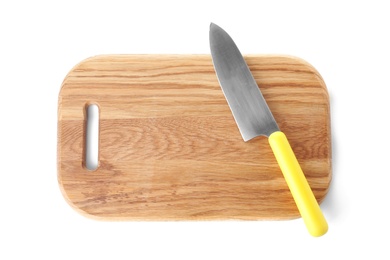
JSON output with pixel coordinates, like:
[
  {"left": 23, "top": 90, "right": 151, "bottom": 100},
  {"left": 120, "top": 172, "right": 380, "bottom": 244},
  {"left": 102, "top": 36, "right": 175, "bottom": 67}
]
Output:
[{"left": 57, "top": 55, "right": 331, "bottom": 220}]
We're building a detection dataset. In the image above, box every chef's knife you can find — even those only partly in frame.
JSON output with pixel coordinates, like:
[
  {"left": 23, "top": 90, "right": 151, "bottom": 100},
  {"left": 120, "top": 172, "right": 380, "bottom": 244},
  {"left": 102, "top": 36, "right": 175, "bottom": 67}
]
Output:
[{"left": 209, "top": 23, "right": 328, "bottom": 237}]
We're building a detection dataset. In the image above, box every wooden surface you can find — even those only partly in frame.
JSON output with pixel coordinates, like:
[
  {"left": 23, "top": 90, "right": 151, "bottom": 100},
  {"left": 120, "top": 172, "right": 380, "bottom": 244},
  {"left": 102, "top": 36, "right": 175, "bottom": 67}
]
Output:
[{"left": 57, "top": 54, "right": 331, "bottom": 220}]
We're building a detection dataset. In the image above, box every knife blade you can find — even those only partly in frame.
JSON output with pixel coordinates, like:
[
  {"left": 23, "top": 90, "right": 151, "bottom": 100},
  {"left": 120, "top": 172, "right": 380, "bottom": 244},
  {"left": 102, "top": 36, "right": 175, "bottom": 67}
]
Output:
[{"left": 209, "top": 23, "right": 328, "bottom": 237}]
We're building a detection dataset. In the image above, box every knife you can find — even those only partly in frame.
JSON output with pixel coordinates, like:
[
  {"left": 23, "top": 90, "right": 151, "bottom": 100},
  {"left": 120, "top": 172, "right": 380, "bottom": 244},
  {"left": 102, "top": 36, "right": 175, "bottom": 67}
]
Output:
[{"left": 209, "top": 23, "right": 328, "bottom": 237}]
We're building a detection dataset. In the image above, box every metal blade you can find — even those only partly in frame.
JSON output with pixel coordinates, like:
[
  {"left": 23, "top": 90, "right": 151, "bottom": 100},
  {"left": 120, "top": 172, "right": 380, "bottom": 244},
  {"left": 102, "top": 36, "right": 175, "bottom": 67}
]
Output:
[{"left": 209, "top": 23, "right": 279, "bottom": 141}]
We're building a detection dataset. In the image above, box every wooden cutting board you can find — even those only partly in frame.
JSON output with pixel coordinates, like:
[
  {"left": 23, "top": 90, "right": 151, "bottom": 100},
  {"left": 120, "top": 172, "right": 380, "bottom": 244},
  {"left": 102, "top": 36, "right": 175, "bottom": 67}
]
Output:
[{"left": 58, "top": 54, "right": 331, "bottom": 220}]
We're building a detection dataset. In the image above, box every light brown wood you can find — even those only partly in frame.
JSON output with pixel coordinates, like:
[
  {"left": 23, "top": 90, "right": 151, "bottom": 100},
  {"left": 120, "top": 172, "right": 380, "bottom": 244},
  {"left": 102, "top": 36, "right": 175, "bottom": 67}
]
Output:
[{"left": 58, "top": 54, "right": 331, "bottom": 220}]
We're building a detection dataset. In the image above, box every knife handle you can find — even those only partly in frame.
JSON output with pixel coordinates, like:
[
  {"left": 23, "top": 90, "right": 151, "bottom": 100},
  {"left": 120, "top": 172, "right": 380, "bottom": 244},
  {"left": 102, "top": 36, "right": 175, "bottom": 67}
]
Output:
[{"left": 268, "top": 131, "right": 328, "bottom": 237}]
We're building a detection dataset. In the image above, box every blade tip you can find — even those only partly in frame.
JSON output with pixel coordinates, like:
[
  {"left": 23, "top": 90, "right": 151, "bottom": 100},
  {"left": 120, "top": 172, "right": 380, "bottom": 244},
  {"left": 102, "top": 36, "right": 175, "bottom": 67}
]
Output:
[
  {"left": 210, "top": 22, "right": 215, "bottom": 31},
  {"left": 209, "top": 22, "right": 219, "bottom": 31}
]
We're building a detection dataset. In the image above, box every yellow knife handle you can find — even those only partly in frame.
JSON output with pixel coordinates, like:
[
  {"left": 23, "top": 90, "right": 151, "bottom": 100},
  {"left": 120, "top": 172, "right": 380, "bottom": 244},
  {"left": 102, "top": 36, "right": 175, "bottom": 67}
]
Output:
[{"left": 268, "top": 131, "right": 328, "bottom": 237}]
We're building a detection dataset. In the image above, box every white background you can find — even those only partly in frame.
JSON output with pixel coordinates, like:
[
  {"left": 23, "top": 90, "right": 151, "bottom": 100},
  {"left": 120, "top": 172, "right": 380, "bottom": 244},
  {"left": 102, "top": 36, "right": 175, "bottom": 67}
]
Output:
[{"left": 1, "top": 0, "right": 389, "bottom": 259}]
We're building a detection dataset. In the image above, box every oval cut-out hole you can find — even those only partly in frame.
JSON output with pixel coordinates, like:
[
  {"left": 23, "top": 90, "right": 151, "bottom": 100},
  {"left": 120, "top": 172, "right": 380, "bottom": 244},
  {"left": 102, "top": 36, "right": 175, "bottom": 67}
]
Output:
[{"left": 85, "top": 104, "right": 99, "bottom": 170}]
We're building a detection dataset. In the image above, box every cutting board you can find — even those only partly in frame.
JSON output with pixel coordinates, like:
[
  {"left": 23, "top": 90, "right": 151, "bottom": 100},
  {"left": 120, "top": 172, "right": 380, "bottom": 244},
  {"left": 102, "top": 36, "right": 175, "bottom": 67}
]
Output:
[{"left": 58, "top": 55, "right": 331, "bottom": 220}]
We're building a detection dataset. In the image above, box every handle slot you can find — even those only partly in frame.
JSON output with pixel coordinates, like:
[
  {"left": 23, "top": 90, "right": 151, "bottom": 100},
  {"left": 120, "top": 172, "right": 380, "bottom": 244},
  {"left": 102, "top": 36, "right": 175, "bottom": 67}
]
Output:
[{"left": 84, "top": 103, "right": 100, "bottom": 171}]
